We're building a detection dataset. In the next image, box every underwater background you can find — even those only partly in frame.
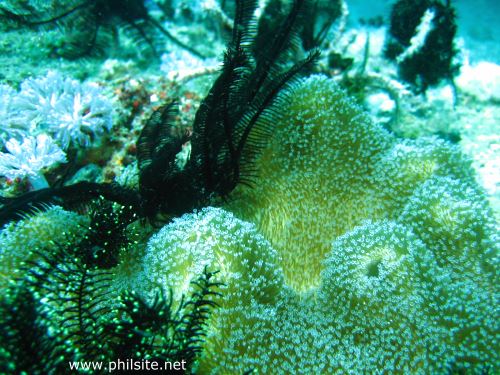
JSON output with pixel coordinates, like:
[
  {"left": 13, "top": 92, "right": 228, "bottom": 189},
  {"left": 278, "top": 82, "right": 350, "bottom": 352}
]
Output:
[{"left": 0, "top": 0, "right": 498, "bottom": 374}]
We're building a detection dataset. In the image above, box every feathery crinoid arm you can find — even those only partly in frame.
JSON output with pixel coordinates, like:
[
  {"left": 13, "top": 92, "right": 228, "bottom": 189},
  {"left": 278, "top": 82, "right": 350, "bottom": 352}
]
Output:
[
  {"left": 137, "top": 101, "right": 184, "bottom": 195},
  {"left": 137, "top": 101, "right": 194, "bottom": 217},
  {"left": 189, "top": 0, "right": 318, "bottom": 200},
  {"left": 189, "top": 0, "right": 258, "bottom": 198}
]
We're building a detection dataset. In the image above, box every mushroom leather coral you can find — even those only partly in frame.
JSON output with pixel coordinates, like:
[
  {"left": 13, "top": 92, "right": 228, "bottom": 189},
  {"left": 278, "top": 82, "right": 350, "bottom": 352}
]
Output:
[
  {"left": 0, "top": 205, "right": 88, "bottom": 288},
  {"left": 132, "top": 75, "right": 498, "bottom": 373}
]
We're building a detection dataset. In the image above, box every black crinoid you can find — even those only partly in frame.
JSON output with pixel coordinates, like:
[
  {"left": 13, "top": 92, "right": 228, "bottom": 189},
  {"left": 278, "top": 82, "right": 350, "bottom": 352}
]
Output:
[
  {"left": 138, "top": 0, "right": 319, "bottom": 218},
  {"left": 0, "top": 233, "right": 222, "bottom": 373},
  {"left": 0, "top": 0, "right": 319, "bottom": 226},
  {"left": 0, "top": 0, "right": 204, "bottom": 58}
]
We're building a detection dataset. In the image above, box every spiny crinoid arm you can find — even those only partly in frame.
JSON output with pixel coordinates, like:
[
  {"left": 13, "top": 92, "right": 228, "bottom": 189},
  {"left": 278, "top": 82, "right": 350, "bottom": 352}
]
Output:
[
  {"left": 0, "top": 0, "right": 93, "bottom": 26},
  {"left": 231, "top": 0, "right": 259, "bottom": 48},
  {"left": 189, "top": 0, "right": 258, "bottom": 197},
  {"left": 0, "top": 182, "right": 141, "bottom": 228},
  {"left": 137, "top": 101, "right": 185, "bottom": 192},
  {"left": 18, "top": 239, "right": 115, "bottom": 363},
  {"left": 189, "top": 0, "right": 318, "bottom": 197},
  {"left": 103, "top": 267, "right": 221, "bottom": 368},
  {"left": 250, "top": 0, "right": 308, "bottom": 96},
  {"left": 235, "top": 48, "right": 319, "bottom": 185},
  {"left": 0, "top": 0, "right": 101, "bottom": 58},
  {"left": 137, "top": 101, "right": 196, "bottom": 217},
  {"left": 0, "top": 286, "right": 68, "bottom": 373}
]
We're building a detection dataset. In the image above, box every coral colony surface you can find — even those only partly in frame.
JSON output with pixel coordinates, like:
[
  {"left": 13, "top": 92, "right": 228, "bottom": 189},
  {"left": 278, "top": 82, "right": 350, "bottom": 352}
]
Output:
[{"left": 0, "top": 0, "right": 498, "bottom": 374}]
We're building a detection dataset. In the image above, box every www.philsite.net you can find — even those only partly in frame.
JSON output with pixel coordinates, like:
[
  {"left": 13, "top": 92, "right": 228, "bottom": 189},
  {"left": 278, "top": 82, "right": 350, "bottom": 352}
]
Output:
[{"left": 68, "top": 358, "right": 187, "bottom": 372}]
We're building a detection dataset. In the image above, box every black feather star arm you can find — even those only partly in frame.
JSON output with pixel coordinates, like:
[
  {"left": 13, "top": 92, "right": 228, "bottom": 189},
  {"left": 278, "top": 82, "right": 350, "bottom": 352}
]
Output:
[
  {"left": 0, "top": 0, "right": 92, "bottom": 26},
  {"left": 0, "top": 181, "right": 142, "bottom": 228},
  {"left": 0, "top": 0, "right": 101, "bottom": 58},
  {"left": 0, "top": 286, "right": 67, "bottom": 374},
  {"left": 187, "top": 0, "right": 319, "bottom": 200},
  {"left": 174, "top": 268, "right": 223, "bottom": 363},
  {"left": 135, "top": 0, "right": 319, "bottom": 217},
  {"left": 80, "top": 197, "right": 139, "bottom": 269},
  {"left": 23, "top": 240, "right": 116, "bottom": 363},
  {"left": 0, "top": 233, "right": 114, "bottom": 373},
  {"left": 0, "top": 0, "right": 205, "bottom": 58},
  {"left": 104, "top": 267, "right": 223, "bottom": 371},
  {"left": 1, "top": 223, "right": 222, "bottom": 373},
  {"left": 137, "top": 101, "right": 195, "bottom": 217}
]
